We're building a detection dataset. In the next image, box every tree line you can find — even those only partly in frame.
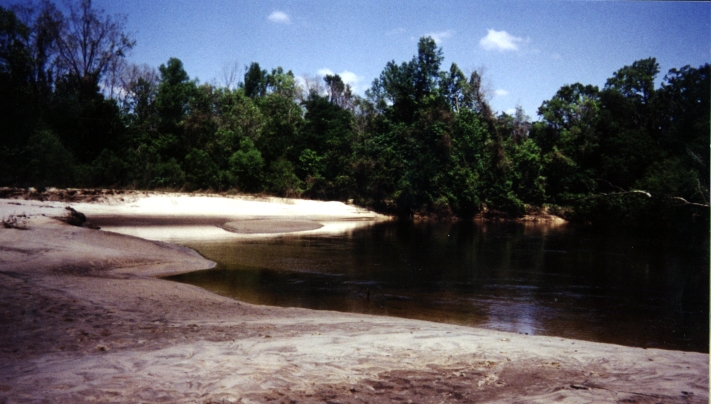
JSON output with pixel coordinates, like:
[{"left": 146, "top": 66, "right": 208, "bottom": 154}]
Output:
[{"left": 1, "top": 1, "right": 708, "bottom": 230}]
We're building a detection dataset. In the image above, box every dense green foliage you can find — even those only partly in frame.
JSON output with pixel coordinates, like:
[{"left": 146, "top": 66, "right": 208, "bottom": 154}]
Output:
[{"left": 1, "top": 1, "right": 708, "bottom": 229}]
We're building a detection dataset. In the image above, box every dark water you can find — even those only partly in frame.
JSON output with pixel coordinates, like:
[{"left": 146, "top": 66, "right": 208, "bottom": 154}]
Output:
[{"left": 168, "top": 221, "right": 709, "bottom": 353}]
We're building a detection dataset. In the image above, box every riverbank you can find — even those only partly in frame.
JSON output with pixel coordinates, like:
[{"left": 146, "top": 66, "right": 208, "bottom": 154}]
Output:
[{"left": 0, "top": 193, "right": 707, "bottom": 403}]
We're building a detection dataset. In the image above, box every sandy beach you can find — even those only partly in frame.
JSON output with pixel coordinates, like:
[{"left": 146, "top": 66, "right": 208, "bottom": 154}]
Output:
[{"left": 0, "top": 190, "right": 707, "bottom": 403}]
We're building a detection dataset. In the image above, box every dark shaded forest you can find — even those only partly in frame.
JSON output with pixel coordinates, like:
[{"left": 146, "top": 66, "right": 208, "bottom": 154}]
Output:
[{"left": 1, "top": 1, "right": 708, "bottom": 231}]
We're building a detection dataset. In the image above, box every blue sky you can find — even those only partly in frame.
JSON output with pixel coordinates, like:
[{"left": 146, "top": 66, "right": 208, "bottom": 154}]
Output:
[{"left": 7, "top": 0, "right": 711, "bottom": 119}]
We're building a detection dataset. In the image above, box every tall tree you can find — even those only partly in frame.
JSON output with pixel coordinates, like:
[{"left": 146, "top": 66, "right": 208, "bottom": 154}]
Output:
[
  {"left": 412, "top": 36, "right": 443, "bottom": 101},
  {"left": 156, "top": 57, "right": 193, "bottom": 132},
  {"left": 242, "top": 62, "right": 267, "bottom": 98},
  {"left": 440, "top": 62, "right": 469, "bottom": 112},
  {"left": 531, "top": 83, "right": 601, "bottom": 201},
  {"left": 0, "top": 6, "right": 35, "bottom": 183},
  {"left": 39, "top": 0, "right": 133, "bottom": 165},
  {"left": 298, "top": 92, "right": 354, "bottom": 197},
  {"left": 638, "top": 63, "right": 710, "bottom": 209},
  {"left": 360, "top": 37, "right": 508, "bottom": 216},
  {"left": 466, "top": 70, "right": 493, "bottom": 119},
  {"left": 9, "top": 1, "right": 62, "bottom": 107},
  {"left": 0, "top": 6, "right": 34, "bottom": 140},
  {"left": 367, "top": 36, "right": 445, "bottom": 123},
  {"left": 597, "top": 59, "right": 662, "bottom": 189},
  {"left": 604, "top": 58, "right": 659, "bottom": 106},
  {"left": 118, "top": 63, "right": 159, "bottom": 129},
  {"left": 266, "top": 66, "right": 298, "bottom": 99},
  {"left": 324, "top": 74, "right": 353, "bottom": 110},
  {"left": 53, "top": 0, "right": 134, "bottom": 88},
  {"left": 512, "top": 105, "right": 531, "bottom": 142}
]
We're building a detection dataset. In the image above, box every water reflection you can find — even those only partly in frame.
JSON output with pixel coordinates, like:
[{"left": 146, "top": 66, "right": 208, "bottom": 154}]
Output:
[{"left": 167, "top": 220, "right": 709, "bottom": 353}]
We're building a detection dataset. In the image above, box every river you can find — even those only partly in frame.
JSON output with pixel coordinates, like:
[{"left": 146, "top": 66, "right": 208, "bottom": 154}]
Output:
[{"left": 165, "top": 220, "right": 708, "bottom": 353}]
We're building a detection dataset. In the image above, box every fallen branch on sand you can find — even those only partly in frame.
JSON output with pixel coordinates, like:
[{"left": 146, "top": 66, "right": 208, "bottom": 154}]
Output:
[{"left": 2, "top": 214, "right": 29, "bottom": 230}]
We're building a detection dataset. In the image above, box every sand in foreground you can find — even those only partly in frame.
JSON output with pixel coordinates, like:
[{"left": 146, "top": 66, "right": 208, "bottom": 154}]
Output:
[{"left": 0, "top": 193, "right": 707, "bottom": 403}]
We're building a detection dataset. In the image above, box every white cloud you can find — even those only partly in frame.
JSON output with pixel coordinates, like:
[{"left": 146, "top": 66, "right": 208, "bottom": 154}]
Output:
[
  {"left": 495, "top": 89, "right": 509, "bottom": 97},
  {"left": 425, "top": 30, "right": 454, "bottom": 44},
  {"left": 338, "top": 71, "right": 361, "bottom": 87},
  {"left": 317, "top": 69, "right": 364, "bottom": 92},
  {"left": 505, "top": 108, "right": 516, "bottom": 115},
  {"left": 479, "top": 29, "right": 524, "bottom": 52},
  {"left": 294, "top": 76, "right": 307, "bottom": 89},
  {"left": 267, "top": 11, "right": 290, "bottom": 24}
]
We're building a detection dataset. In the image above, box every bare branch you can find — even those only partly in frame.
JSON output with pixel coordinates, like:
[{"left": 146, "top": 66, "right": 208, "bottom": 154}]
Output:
[
  {"left": 54, "top": 0, "right": 134, "bottom": 84},
  {"left": 581, "top": 187, "right": 709, "bottom": 208},
  {"left": 596, "top": 178, "right": 626, "bottom": 193},
  {"left": 581, "top": 190, "right": 652, "bottom": 200},
  {"left": 670, "top": 197, "right": 710, "bottom": 208},
  {"left": 219, "top": 60, "right": 240, "bottom": 90},
  {"left": 297, "top": 74, "right": 326, "bottom": 102}
]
